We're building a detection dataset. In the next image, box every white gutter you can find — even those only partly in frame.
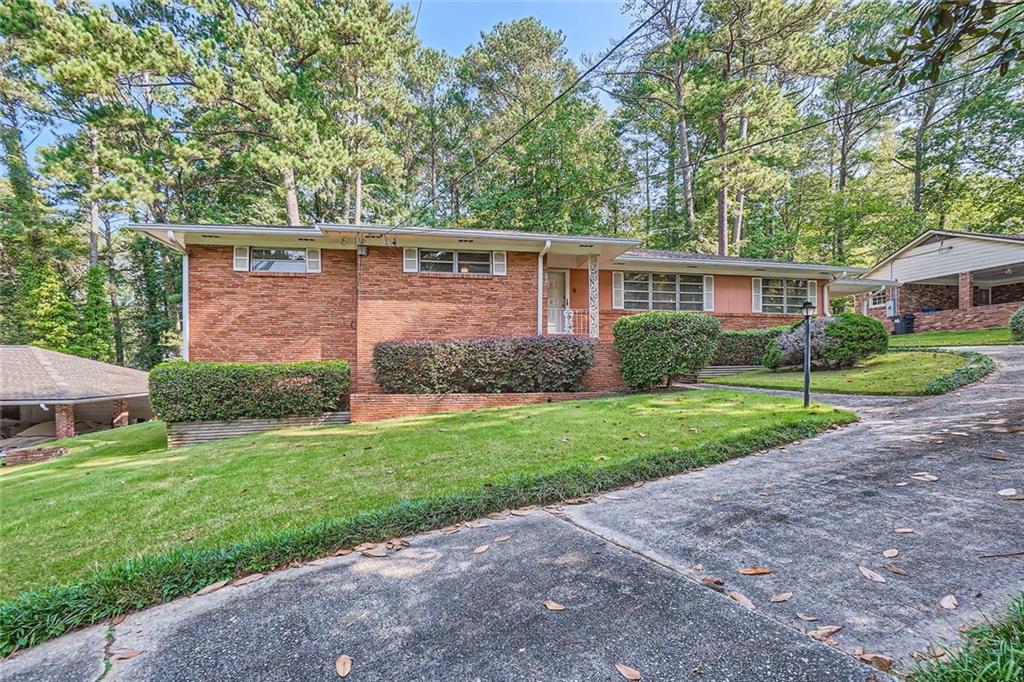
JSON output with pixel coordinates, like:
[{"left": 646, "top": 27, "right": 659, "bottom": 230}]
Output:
[
  {"left": 537, "top": 240, "right": 551, "bottom": 334},
  {"left": 614, "top": 255, "right": 866, "bottom": 274},
  {"left": 181, "top": 251, "right": 189, "bottom": 361}
]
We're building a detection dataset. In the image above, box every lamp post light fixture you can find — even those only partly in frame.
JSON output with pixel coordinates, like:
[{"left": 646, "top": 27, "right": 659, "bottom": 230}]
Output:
[{"left": 801, "top": 300, "right": 816, "bottom": 407}]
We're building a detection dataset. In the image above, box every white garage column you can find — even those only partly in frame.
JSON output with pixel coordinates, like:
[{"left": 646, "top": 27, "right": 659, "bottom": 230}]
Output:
[{"left": 588, "top": 255, "right": 600, "bottom": 338}]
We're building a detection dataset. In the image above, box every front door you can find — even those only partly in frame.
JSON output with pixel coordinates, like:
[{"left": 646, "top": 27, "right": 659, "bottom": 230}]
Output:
[{"left": 547, "top": 270, "right": 570, "bottom": 333}]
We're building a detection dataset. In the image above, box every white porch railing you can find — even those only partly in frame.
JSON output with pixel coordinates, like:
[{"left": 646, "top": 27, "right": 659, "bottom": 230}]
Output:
[{"left": 549, "top": 308, "right": 591, "bottom": 336}]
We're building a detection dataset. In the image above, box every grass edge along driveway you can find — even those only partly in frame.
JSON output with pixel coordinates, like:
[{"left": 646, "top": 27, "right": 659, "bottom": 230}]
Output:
[
  {"left": 0, "top": 390, "right": 854, "bottom": 654},
  {"left": 703, "top": 351, "right": 966, "bottom": 396},
  {"left": 887, "top": 326, "right": 1019, "bottom": 347}
]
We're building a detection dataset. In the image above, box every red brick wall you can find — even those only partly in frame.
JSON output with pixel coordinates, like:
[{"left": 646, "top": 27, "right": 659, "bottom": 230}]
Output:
[
  {"left": 958, "top": 272, "right": 973, "bottom": 310},
  {"left": 55, "top": 404, "right": 75, "bottom": 439},
  {"left": 909, "top": 301, "right": 1021, "bottom": 332},
  {"left": 354, "top": 246, "right": 542, "bottom": 391},
  {"left": 991, "top": 282, "right": 1024, "bottom": 305},
  {"left": 188, "top": 246, "right": 357, "bottom": 366},
  {"left": 350, "top": 391, "right": 618, "bottom": 423},
  {"left": 4, "top": 446, "right": 69, "bottom": 467}
]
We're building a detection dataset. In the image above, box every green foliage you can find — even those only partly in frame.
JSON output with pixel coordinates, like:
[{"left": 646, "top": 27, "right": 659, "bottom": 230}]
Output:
[
  {"left": 1010, "top": 307, "right": 1024, "bottom": 341},
  {"left": 73, "top": 266, "right": 113, "bottom": 362},
  {"left": 820, "top": 312, "right": 889, "bottom": 369},
  {"left": 911, "top": 593, "right": 1024, "bottom": 682},
  {"left": 613, "top": 312, "right": 721, "bottom": 388},
  {"left": 712, "top": 327, "right": 788, "bottom": 366},
  {"left": 373, "top": 336, "right": 594, "bottom": 394},
  {"left": 149, "top": 360, "right": 351, "bottom": 423},
  {"left": 764, "top": 313, "right": 888, "bottom": 369},
  {"left": 23, "top": 266, "right": 77, "bottom": 354},
  {"left": 0, "top": 392, "right": 853, "bottom": 654}
]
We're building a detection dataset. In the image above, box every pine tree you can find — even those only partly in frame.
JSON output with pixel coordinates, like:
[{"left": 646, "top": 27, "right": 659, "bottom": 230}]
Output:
[
  {"left": 74, "top": 265, "right": 114, "bottom": 362},
  {"left": 25, "top": 266, "right": 77, "bottom": 353}
]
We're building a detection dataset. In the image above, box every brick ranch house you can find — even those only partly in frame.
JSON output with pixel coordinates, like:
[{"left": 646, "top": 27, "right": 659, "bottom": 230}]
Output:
[
  {"left": 853, "top": 230, "right": 1024, "bottom": 333},
  {"left": 131, "top": 223, "right": 889, "bottom": 416}
]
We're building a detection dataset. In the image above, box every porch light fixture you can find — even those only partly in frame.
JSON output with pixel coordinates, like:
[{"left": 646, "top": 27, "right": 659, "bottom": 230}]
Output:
[{"left": 801, "top": 300, "right": 816, "bottom": 407}]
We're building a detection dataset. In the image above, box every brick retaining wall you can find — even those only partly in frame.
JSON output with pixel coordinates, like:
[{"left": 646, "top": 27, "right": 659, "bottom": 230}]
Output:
[
  {"left": 3, "top": 446, "right": 69, "bottom": 467},
  {"left": 350, "top": 391, "right": 620, "bottom": 423},
  {"left": 909, "top": 301, "right": 1022, "bottom": 333}
]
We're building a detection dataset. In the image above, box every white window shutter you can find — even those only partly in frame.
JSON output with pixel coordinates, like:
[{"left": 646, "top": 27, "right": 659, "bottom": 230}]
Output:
[
  {"left": 492, "top": 251, "right": 507, "bottom": 276},
  {"left": 612, "top": 271, "right": 624, "bottom": 309},
  {"left": 702, "top": 275, "right": 715, "bottom": 312},
  {"left": 403, "top": 247, "right": 418, "bottom": 273},
  {"left": 808, "top": 280, "right": 817, "bottom": 307},
  {"left": 752, "top": 277, "right": 762, "bottom": 313},
  {"left": 233, "top": 246, "right": 249, "bottom": 272},
  {"left": 305, "top": 248, "right": 321, "bottom": 273}
]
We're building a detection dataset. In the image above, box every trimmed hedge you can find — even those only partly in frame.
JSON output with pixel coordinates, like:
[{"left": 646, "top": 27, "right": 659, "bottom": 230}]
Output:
[
  {"left": 150, "top": 360, "right": 351, "bottom": 423},
  {"left": 764, "top": 313, "right": 888, "bottom": 370},
  {"left": 888, "top": 348, "right": 997, "bottom": 395},
  {"left": 1010, "top": 306, "right": 1024, "bottom": 341},
  {"left": 712, "top": 327, "right": 788, "bottom": 366},
  {"left": 613, "top": 312, "right": 721, "bottom": 389},
  {"left": 372, "top": 335, "right": 594, "bottom": 394},
  {"left": 0, "top": 408, "right": 853, "bottom": 656}
]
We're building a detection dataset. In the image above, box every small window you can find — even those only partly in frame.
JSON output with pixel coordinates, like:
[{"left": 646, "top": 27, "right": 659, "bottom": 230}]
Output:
[
  {"left": 417, "top": 249, "right": 493, "bottom": 275},
  {"left": 621, "top": 272, "right": 706, "bottom": 311},
  {"left": 869, "top": 289, "right": 888, "bottom": 309},
  {"left": 250, "top": 248, "right": 307, "bottom": 273}
]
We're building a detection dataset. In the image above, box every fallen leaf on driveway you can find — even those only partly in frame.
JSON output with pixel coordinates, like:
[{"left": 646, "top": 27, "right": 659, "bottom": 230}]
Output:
[
  {"left": 335, "top": 655, "right": 352, "bottom": 678},
  {"left": 883, "top": 549, "right": 899, "bottom": 559},
  {"left": 361, "top": 549, "right": 387, "bottom": 558},
  {"left": 353, "top": 542, "right": 377, "bottom": 552},
  {"left": 910, "top": 473, "right": 939, "bottom": 482},
  {"left": 728, "top": 591, "right": 755, "bottom": 610},
  {"left": 807, "top": 625, "right": 842, "bottom": 641},
  {"left": 997, "top": 488, "right": 1019, "bottom": 497},
  {"left": 439, "top": 526, "right": 461, "bottom": 535},
  {"left": 738, "top": 567, "right": 771, "bottom": 575},
  {"left": 495, "top": 535, "right": 511, "bottom": 543},
  {"left": 884, "top": 564, "right": 908, "bottom": 576},
  {"left": 614, "top": 663, "right": 642, "bottom": 680},
  {"left": 112, "top": 650, "right": 142, "bottom": 661},
  {"left": 472, "top": 544, "right": 490, "bottom": 554},
  {"left": 544, "top": 600, "right": 566, "bottom": 611},
  {"left": 859, "top": 566, "right": 886, "bottom": 583},
  {"left": 112, "top": 614, "right": 127, "bottom": 625},
  {"left": 939, "top": 595, "right": 958, "bottom": 610},
  {"left": 770, "top": 592, "right": 793, "bottom": 603},
  {"left": 510, "top": 509, "right": 532, "bottom": 516},
  {"left": 894, "top": 528, "right": 914, "bottom": 534},
  {"left": 701, "top": 576, "right": 723, "bottom": 586},
  {"left": 335, "top": 549, "right": 353, "bottom": 556},
  {"left": 797, "top": 613, "right": 818, "bottom": 622},
  {"left": 232, "top": 573, "right": 264, "bottom": 586},
  {"left": 856, "top": 652, "right": 894, "bottom": 672},
  {"left": 982, "top": 454, "right": 1009, "bottom": 461}
]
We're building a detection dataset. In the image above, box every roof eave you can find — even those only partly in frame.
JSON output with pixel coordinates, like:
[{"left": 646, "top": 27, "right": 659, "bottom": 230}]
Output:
[
  {"left": 316, "top": 223, "right": 641, "bottom": 247},
  {"left": 0, "top": 392, "right": 150, "bottom": 406},
  {"left": 613, "top": 255, "right": 866, "bottom": 274}
]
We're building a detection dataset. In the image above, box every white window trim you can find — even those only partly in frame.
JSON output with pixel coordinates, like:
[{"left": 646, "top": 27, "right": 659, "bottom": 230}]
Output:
[
  {"left": 413, "top": 248, "right": 498, "bottom": 275},
  {"left": 759, "top": 277, "right": 817, "bottom": 314},
  {"left": 752, "top": 277, "right": 762, "bottom": 313},
  {"left": 403, "top": 247, "right": 418, "bottom": 273},
  {"left": 703, "top": 275, "right": 715, "bottom": 312},
  {"left": 232, "top": 246, "right": 249, "bottom": 272},
  {"left": 869, "top": 288, "right": 888, "bottom": 309},
  {"left": 242, "top": 246, "right": 320, "bottom": 274},
  {"left": 620, "top": 271, "right": 705, "bottom": 312},
  {"left": 612, "top": 271, "right": 624, "bottom": 309},
  {"left": 492, "top": 251, "right": 507, "bottom": 276}
]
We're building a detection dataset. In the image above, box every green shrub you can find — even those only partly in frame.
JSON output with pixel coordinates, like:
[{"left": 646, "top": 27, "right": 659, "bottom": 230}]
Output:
[
  {"left": 712, "top": 327, "right": 788, "bottom": 366},
  {"left": 764, "top": 313, "right": 887, "bottom": 370},
  {"left": 1010, "top": 307, "right": 1024, "bottom": 341},
  {"left": 372, "top": 335, "right": 594, "bottom": 393},
  {"left": 149, "top": 360, "right": 350, "bottom": 423},
  {"left": 612, "top": 312, "right": 721, "bottom": 389}
]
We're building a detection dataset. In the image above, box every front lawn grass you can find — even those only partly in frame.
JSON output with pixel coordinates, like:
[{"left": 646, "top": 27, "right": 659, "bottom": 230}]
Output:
[
  {"left": 911, "top": 594, "right": 1024, "bottom": 682},
  {"left": 0, "top": 390, "right": 854, "bottom": 653},
  {"left": 888, "top": 327, "right": 1018, "bottom": 347},
  {"left": 703, "top": 351, "right": 966, "bottom": 396}
]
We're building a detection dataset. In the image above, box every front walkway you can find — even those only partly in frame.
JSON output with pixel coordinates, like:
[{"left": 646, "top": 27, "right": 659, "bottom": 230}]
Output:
[{"left": 3, "top": 348, "right": 1021, "bottom": 682}]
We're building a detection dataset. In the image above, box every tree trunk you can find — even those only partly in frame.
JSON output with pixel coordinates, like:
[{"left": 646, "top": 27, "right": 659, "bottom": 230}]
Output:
[
  {"left": 0, "top": 106, "right": 38, "bottom": 223},
  {"left": 282, "top": 167, "right": 301, "bottom": 225},
  {"left": 673, "top": 63, "right": 697, "bottom": 232},
  {"left": 89, "top": 129, "right": 100, "bottom": 268},
  {"left": 354, "top": 78, "right": 363, "bottom": 225},
  {"left": 913, "top": 91, "right": 938, "bottom": 214},
  {"left": 716, "top": 113, "right": 729, "bottom": 256},
  {"left": 730, "top": 115, "right": 748, "bottom": 251}
]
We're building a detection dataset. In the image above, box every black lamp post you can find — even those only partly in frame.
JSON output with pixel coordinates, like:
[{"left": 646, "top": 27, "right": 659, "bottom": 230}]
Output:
[{"left": 801, "top": 300, "right": 816, "bottom": 407}]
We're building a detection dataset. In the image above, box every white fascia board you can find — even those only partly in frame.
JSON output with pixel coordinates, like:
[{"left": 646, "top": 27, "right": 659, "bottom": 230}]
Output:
[
  {"left": 612, "top": 255, "right": 864, "bottom": 277},
  {"left": 316, "top": 223, "right": 641, "bottom": 248}
]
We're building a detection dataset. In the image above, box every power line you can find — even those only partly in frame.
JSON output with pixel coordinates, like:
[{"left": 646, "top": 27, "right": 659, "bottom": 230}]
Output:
[{"left": 378, "top": 0, "right": 674, "bottom": 236}]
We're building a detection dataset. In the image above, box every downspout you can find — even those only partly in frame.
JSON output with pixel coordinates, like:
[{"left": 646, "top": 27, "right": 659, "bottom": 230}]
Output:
[
  {"left": 168, "top": 231, "right": 189, "bottom": 360},
  {"left": 537, "top": 240, "right": 551, "bottom": 334}
]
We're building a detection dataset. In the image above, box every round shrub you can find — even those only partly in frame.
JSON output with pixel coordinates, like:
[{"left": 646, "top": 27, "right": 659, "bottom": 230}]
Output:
[
  {"left": 612, "top": 312, "right": 721, "bottom": 389},
  {"left": 712, "top": 326, "right": 788, "bottom": 366},
  {"left": 763, "top": 313, "right": 887, "bottom": 370},
  {"left": 1010, "top": 306, "right": 1024, "bottom": 341}
]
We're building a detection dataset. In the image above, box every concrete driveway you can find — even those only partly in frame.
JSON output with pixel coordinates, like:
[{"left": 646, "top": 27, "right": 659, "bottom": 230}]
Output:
[{"left": 3, "top": 347, "right": 1021, "bottom": 682}]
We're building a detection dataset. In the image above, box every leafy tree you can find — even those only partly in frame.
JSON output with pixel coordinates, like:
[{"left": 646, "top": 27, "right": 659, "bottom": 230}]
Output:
[
  {"left": 74, "top": 265, "right": 114, "bottom": 362},
  {"left": 24, "top": 266, "right": 77, "bottom": 353}
]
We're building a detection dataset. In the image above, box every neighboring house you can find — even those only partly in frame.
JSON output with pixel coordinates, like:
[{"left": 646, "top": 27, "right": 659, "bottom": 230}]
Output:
[
  {"left": 130, "top": 223, "right": 890, "bottom": 392},
  {"left": 854, "top": 230, "right": 1024, "bottom": 332},
  {"left": 0, "top": 346, "right": 153, "bottom": 446}
]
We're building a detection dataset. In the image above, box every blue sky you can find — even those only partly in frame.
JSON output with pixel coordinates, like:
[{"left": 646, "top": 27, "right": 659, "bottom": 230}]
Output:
[{"left": 403, "top": 0, "right": 631, "bottom": 62}]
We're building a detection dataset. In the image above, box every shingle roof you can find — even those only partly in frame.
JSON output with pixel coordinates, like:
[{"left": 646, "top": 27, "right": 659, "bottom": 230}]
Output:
[
  {"left": 620, "top": 249, "right": 865, "bottom": 271},
  {"left": 0, "top": 346, "right": 149, "bottom": 404}
]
